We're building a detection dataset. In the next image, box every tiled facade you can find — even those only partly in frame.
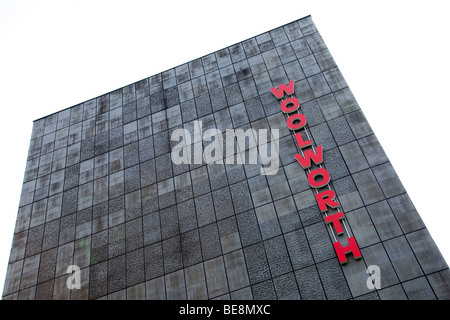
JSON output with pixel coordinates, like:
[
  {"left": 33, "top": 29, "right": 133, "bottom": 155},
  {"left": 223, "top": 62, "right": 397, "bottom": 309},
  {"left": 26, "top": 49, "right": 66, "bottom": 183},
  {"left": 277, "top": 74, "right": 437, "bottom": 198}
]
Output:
[{"left": 3, "top": 15, "right": 450, "bottom": 300}]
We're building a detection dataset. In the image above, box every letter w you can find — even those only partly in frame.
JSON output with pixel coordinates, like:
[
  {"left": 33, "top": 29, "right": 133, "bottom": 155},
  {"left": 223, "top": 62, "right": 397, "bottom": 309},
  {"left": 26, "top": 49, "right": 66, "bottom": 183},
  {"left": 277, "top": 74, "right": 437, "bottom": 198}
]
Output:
[
  {"left": 270, "top": 80, "right": 295, "bottom": 99},
  {"left": 294, "top": 146, "right": 323, "bottom": 169}
]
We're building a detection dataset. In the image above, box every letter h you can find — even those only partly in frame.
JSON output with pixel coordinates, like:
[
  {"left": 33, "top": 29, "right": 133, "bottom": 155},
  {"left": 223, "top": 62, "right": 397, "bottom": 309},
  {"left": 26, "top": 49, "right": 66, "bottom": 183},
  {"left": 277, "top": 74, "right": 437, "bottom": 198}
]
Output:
[{"left": 333, "top": 236, "right": 362, "bottom": 264}]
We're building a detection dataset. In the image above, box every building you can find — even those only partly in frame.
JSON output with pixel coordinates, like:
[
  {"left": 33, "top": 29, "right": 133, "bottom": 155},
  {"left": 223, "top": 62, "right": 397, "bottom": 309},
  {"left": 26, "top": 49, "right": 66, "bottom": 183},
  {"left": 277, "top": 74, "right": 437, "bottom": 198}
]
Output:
[{"left": 2, "top": 15, "right": 450, "bottom": 300}]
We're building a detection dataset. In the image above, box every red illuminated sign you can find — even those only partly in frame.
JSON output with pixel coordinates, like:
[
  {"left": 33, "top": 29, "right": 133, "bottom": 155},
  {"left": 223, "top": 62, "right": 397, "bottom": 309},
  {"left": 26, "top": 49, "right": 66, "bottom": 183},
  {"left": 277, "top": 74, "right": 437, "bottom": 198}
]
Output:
[{"left": 270, "top": 81, "right": 362, "bottom": 265}]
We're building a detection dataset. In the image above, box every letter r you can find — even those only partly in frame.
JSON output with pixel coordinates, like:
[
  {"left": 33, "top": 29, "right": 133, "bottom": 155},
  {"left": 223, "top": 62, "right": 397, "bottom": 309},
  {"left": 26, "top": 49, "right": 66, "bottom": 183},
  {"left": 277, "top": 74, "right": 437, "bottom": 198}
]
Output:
[{"left": 315, "top": 190, "right": 340, "bottom": 212}]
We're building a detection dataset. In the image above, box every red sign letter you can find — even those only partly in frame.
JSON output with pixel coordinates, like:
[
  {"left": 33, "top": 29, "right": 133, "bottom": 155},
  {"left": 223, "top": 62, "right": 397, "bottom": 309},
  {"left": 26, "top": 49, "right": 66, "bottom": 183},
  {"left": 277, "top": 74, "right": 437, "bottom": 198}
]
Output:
[
  {"left": 294, "top": 132, "right": 312, "bottom": 149},
  {"left": 280, "top": 97, "right": 300, "bottom": 113},
  {"left": 333, "top": 237, "right": 362, "bottom": 264},
  {"left": 270, "top": 80, "right": 295, "bottom": 99},
  {"left": 286, "top": 113, "right": 306, "bottom": 130},
  {"left": 315, "top": 190, "right": 340, "bottom": 212},
  {"left": 307, "top": 168, "right": 331, "bottom": 188},
  {"left": 294, "top": 146, "right": 323, "bottom": 169},
  {"left": 324, "top": 211, "right": 345, "bottom": 235}
]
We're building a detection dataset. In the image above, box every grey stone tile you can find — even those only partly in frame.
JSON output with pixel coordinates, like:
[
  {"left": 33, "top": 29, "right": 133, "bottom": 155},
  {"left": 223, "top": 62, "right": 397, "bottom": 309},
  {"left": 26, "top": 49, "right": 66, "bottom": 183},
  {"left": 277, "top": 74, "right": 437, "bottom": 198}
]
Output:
[
  {"left": 162, "top": 236, "right": 183, "bottom": 274},
  {"left": 300, "top": 99, "right": 325, "bottom": 127},
  {"left": 314, "top": 49, "right": 336, "bottom": 71},
  {"left": 407, "top": 228, "right": 448, "bottom": 274},
  {"left": 276, "top": 42, "right": 297, "bottom": 65},
  {"left": 262, "top": 49, "right": 282, "bottom": 70},
  {"left": 372, "top": 162, "right": 405, "bottom": 198},
  {"left": 175, "top": 64, "right": 190, "bottom": 84},
  {"left": 243, "top": 242, "right": 271, "bottom": 285},
  {"left": 224, "top": 250, "right": 249, "bottom": 292},
  {"left": 388, "top": 194, "right": 424, "bottom": 234},
  {"left": 358, "top": 134, "right": 388, "bottom": 167},
  {"left": 366, "top": 201, "right": 402, "bottom": 241},
  {"left": 273, "top": 272, "right": 300, "bottom": 300},
  {"left": 323, "top": 147, "right": 350, "bottom": 180},
  {"left": 333, "top": 87, "right": 359, "bottom": 114},
  {"left": 144, "top": 242, "right": 164, "bottom": 280},
  {"left": 255, "top": 203, "right": 281, "bottom": 240},
  {"left": 230, "top": 181, "right": 253, "bottom": 214},
  {"left": 212, "top": 187, "right": 234, "bottom": 221},
  {"left": 378, "top": 284, "right": 407, "bottom": 300},
  {"left": 317, "top": 258, "right": 352, "bottom": 300},
  {"left": 162, "top": 68, "right": 177, "bottom": 89},
  {"left": 191, "top": 166, "right": 211, "bottom": 197},
  {"left": 384, "top": 236, "right": 423, "bottom": 282},
  {"left": 299, "top": 54, "right": 320, "bottom": 77},
  {"left": 295, "top": 265, "right": 326, "bottom": 300},
  {"left": 149, "top": 74, "right": 163, "bottom": 94},
  {"left": 199, "top": 223, "right": 221, "bottom": 261},
  {"left": 242, "top": 38, "right": 259, "bottom": 58},
  {"left": 178, "top": 81, "right": 194, "bottom": 104},
  {"left": 177, "top": 198, "right": 197, "bottom": 233},
  {"left": 108, "top": 254, "right": 126, "bottom": 293},
  {"left": 274, "top": 196, "right": 302, "bottom": 233},
  {"left": 283, "top": 21, "right": 303, "bottom": 41},
  {"left": 352, "top": 169, "right": 384, "bottom": 205},
  {"left": 252, "top": 279, "right": 276, "bottom": 300},
  {"left": 345, "top": 110, "right": 373, "bottom": 139},
  {"left": 181, "top": 229, "right": 202, "bottom": 267},
  {"left": 291, "top": 38, "right": 312, "bottom": 59},
  {"left": 124, "top": 164, "right": 141, "bottom": 194},
  {"left": 150, "top": 91, "right": 165, "bottom": 114},
  {"left": 142, "top": 211, "right": 160, "bottom": 247},
  {"left": 304, "top": 222, "right": 335, "bottom": 263},
  {"left": 195, "top": 193, "right": 216, "bottom": 227},
  {"left": 202, "top": 53, "right": 218, "bottom": 74},
  {"left": 346, "top": 207, "right": 380, "bottom": 248},
  {"left": 403, "top": 277, "right": 436, "bottom": 300},
  {"left": 308, "top": 73, "right": 332, "bottom": 98},
  {"left": 185, "top": 263, "right": 207, "bottom": 300},
  {"left": 245, "top": 97, "right": 265, "bottom": 122},
  {"left": 324, "top": 67, "right": 347, "bottom": 92},
  {"left": 339, "top": 141, "right": 369, "bottom": 174},
  {"left": 264, "top": 236, "right": 292, "bottom": 277},
  {"left": 284, "top": 228, "right": 313, "bottom": 270},
  {"left": 160, "top": 205, "right": 179, "bottom": 240},
  {"left": 126, "top": 248, "right": 145, "bottom": 287},
  {"left": 204, "top": 256, "right": 228, "bottom": 299},
  {"left": 427, "top": 269, "right": 450, "bottom": 300},
  {"left": 310, "top": 122, "right": 337, "bottom": 151},
  {"left": 236, "top": 209, "right": 261, "bottom": 247}
]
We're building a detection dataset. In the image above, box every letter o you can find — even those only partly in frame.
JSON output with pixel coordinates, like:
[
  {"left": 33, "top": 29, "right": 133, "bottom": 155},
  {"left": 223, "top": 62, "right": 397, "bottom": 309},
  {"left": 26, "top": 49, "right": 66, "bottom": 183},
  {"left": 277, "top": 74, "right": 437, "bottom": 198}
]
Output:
[
  {"left": 307, "top": 168, "right": 331, "bottom": 188},
  {"left": 280, "top": 97, "right": 300, "bottom": 113},
  {"left": 286, "top": 113, "right": 307, "bottom": 130}
]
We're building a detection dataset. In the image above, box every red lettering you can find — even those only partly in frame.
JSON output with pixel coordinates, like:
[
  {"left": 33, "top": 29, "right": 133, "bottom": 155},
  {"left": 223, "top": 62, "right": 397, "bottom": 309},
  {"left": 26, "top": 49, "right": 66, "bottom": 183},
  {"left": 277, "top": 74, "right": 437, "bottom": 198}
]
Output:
[
  {"left": 286, "top": 113, "right": 306, "bottom": 130},
  {"left": 333, "top": 237, "right": 362, "bottom": 264},
  {"left": 294, "top": 132, "right": 312, "bottom": 149},
  {"left": 315, "top": 190, "right": 340, "bottom": 212},
  {"left": 280, "top": 97, "right": 300, "bottom": 113},
  {"left": 307, "top": 168, "right": 331, "bottom": 188},
  {"left": 294, "top": 146, "right": 323, "bottom": 169},
  {"left": 270, "top": 80, "right": 295, "bottom": 99},
  {"left": 324, "top": 211, "right": 345, "bottom": 235}
]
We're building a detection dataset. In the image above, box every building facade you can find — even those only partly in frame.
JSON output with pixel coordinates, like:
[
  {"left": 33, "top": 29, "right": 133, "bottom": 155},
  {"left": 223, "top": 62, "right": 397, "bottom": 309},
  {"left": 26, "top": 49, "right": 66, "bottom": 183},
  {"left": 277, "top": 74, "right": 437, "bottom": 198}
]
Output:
[{"left": 3, "top": 15, "right": 450, "bottom": 300}]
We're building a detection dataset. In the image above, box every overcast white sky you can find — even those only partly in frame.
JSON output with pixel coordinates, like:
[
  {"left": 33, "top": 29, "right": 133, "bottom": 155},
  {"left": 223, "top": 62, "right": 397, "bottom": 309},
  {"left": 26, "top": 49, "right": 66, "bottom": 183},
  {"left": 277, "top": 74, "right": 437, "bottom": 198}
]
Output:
[{"left": 1, "top": 0, "right": 449, "bottom": 296}]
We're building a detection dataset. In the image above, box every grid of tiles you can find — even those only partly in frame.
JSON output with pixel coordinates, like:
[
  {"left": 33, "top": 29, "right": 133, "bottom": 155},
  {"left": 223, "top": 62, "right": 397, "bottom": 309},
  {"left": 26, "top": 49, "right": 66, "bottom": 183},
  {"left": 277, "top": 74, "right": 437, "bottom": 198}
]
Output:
[{"left": 3, "top": 16, "right": 450, "bottom": 300}]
